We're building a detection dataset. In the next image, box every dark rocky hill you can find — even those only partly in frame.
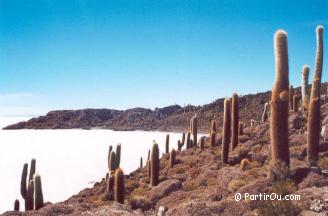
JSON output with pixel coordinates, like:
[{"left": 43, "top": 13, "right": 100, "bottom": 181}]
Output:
[{"left": 7, "top": 84, "right": 324, "bottom": 132}]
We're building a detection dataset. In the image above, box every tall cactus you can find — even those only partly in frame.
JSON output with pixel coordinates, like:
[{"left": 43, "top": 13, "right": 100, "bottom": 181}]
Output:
[
  {"left": 186, "top": 132, "right": 191, "bottom": 149},
  {"left": 26, "top": 179, "right": 34, "bottom": 210},
  {"left": 222, "top": 98, "right": 231, "bottom": 164},
  {"left": 151, "top": 142, "right": 160, "bottom": 186},
  {"left": 140, "top": 157, "right": 143, "bottom": 168},
  {"left": 169, "top": 149, "right": 176, "bottom": 168},
  {"left": 270, "top": 30, "right": 290, "bottom": 167},
  {"left": 262, "top": 103, "right": 269, "bottom": 123},
  {"left": 231, "top": 93, "right": 239, "bottom": 150},
  {"left": 301, "top": 65, "right": 310, "bottom": 109},
  {"left": 114, "top": 168, "right": 125, "bottom": 204},
  {"left": 165, "top": 134, "right": 169, "bottom": 154},
  {"left": 33, "top": 174, "right": 44, "bottom": 210},
  {"left": 28, "top": 159, "right": 36, "bottom": 182},
  {"left": 211, "top": 119, "right": 217, "bottom": 134},
  {"left": 181, "top": 132, "right": 185, "bottom": 146},
  {"left": 115, "top": 144, "right": 121, "bottom": 168},
  {"left": 177, "top": 140, "right": 183, "bottom": 151},
  {"left": 191, "top": 115, "right": 198, "bottom": 147},
  {"left": 289, "top": 85, "right": 294, "bottom": 111},
  {"left": 210, "top": 131, "right": 216, "bottom": 147},
  {"left": 20, "top": 163, "right": 28, "bottom": 199},
  {"left": 307, "top": 26, "right": 324, "bottom": 164},
  {"left": 108, "top": 151, "right": 117, "bottom": 173}
]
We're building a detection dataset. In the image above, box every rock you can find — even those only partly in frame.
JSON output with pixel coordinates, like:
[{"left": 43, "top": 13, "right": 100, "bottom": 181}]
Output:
[
  {"left": 147, "top": 179, "right": 182, "bottom": 206},
  {"left": 292, "top": 186, "right": 328, "bottom": 214},
  {"left": 298, "top": 171, "right": 328, "bottom": 189},
  {"left": 217, "top": 167, "right": 244, "bottom": 189},
  {"left": 299, "top": 210, "right": 326, "bottom": 216}
]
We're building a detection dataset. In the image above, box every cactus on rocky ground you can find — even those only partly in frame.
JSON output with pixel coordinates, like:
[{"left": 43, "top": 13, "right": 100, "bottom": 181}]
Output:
[
  {"left": 289, "top": 85, "right": 294, "bottom": 110},
  {"left": 191, "top": 115, "right": 198, "bottom": 147},
  {"left": 307, "top": 26, "right": 324, "bottom": 165},
  {"left": 222, "top": 98, "right": 231, "bottom": 164},
  {"left": 165, "top": 134, "right": 169, "bottom": 154},
  {"left": 151, "top": 142, "right": 160, "bottom": 186},
  {"left": 238, "top": 122, "right": 243, "bottom": 136},
  {"left": 210, "top": 131, "right": 216, "bottom": 147},
  {"left": 26, "top": 179, "right": 34, "bottom": 210},
  {"left": 211, "top": 119, "right": 216, "bottom": 134},
  {"left": 301, "top": 65, "right": 310, "bottom": 109},
  {"left": 33, "top": 174, "right": 44, "bottom": 210},
  {"left": 293, "top": 95, "right": 299, "bottom": 112},
  {"left": 114, "top": 168, "right": 125, "bottom": 204},
  {"left": 231, "top": 93, "right": 239, "bottom": 150},
  {"left": 115, "top": 144, "right": 121, "bottom": 168},
  {"left": 262, "top": 103, "right": 269, "bottom": 123},
  {"left": 181, "top": 132, "right": 185, "bottom": 146},
  {"left": 270, "top": 30, "right": 290, "bottom": 168},
  {"left": 108, "top": 151, "right": 117, "bottom": 173},
  {"left": 200, "top": 137, "right": 205, "bottom": 150},
  {"left": 140, "top": 157, "right": 143, "bottom": 168},
  {"left": 186, "top": 132, "right": 191, "bottom": 149},
  {"left": 177, "top": 140, "right": 183, "bottom": 151},
  {"left": 107, "top": 174, "right": 114, "bottom": 192},
  {"left": 14, "top": 199, "right": 19, "bottom": 211},
  {"left": 169, "top": 149, "right": 176, "bottom": 168},
  {"left": 21, "top": 163, "right": 28, "bottom": 199}
]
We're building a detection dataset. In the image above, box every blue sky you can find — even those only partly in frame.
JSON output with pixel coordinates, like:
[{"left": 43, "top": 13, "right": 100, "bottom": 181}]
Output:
[{"left": 0, "top": 0, "right": 327, "bottom": 116}]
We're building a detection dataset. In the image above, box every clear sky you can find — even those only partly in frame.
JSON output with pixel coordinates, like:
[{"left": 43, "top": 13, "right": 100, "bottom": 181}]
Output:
[{"left": 0, "top": 0, "right": 327, "bottom": 116}]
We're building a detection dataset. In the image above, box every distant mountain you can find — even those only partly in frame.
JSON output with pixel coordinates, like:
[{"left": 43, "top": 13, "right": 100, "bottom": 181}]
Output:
[{"left": 5, "top": 84, "right": 325, "bottom": 132}]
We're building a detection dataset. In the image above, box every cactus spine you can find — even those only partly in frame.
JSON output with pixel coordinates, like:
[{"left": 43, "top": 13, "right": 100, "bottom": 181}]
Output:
[
  {"left": 114, "top": 168, "right": 125, "bottom": 204},
  {"left": 165, "top": 134, "right": 169, "bottom": 154},
  {"left": 262, "top": 103, "right": 269, "bottom": 123},
  {"left": 222, "top": 98, "right": 231, "bottom": 163},
  {"left": 307, "top": 26, "right": 324, "bottom": 164},
  {"left": 270, "top": 30, "right": 290, "bottom": 167},
  {"left": 231, "top": 93, "right": 239, "bottom": 150},
  {"left": 151, "top": 142, "right": 160, "bottom": 186},
  {"left": 14, "top": 199, "right": 19, "bottom": 211},
  {"left": 301, "top": 65, "right": 310, "bottom": 109},
  {"left": 289, "top": 85, "right": 294, "bottom": 110},
  {"left": 33, "top": 174, "right": 44, "bottom": 210},
  {"left": 169, "top": 149, "right": 176, "bottom": 168}
]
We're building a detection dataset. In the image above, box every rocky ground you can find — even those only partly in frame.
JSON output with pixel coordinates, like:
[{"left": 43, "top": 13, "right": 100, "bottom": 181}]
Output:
[{"left": 3, "top": 86, "right": 328, "bottom": 216}]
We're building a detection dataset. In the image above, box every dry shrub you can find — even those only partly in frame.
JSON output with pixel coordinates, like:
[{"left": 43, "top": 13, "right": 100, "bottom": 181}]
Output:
[
  {"left": 228, "top": 179, "right": 248, "bottom": 192},
  {"left": 318, "top": 157, "right": 328, "bottom": 170}
]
